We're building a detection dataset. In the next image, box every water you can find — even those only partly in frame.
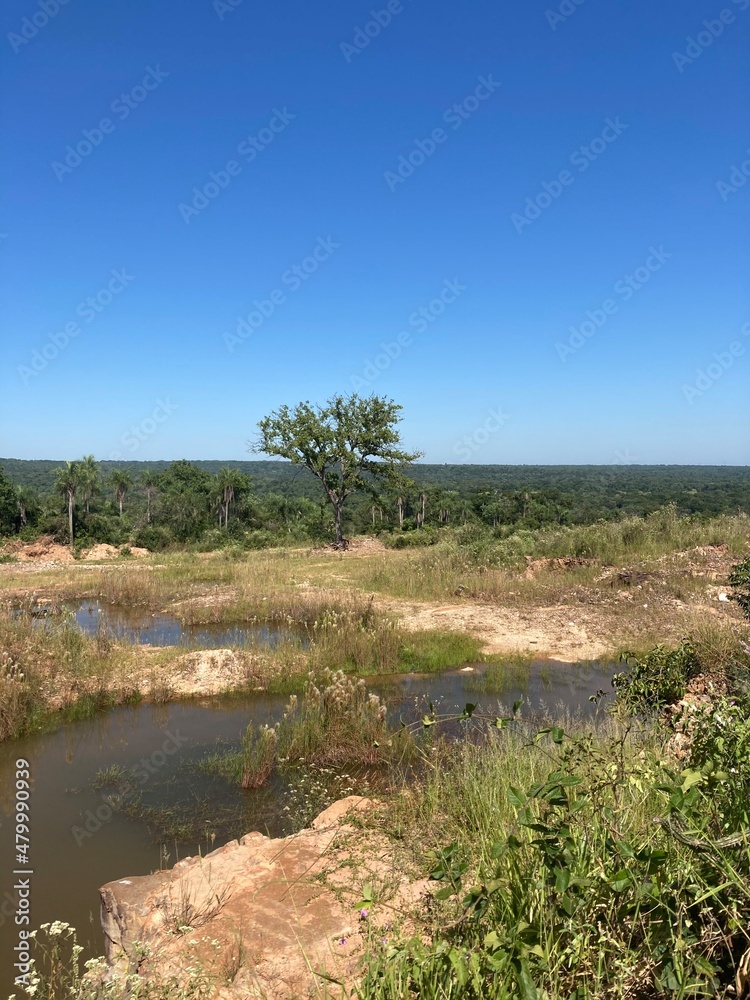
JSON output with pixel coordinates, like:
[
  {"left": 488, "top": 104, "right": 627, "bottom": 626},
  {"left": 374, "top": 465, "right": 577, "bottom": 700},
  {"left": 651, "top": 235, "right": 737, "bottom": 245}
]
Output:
[
  {"left": 0, "top": 659, "right": 614, "bottom": 995},
  {"left": 68, "top": 600, "right": 306, "bottom": 648}
]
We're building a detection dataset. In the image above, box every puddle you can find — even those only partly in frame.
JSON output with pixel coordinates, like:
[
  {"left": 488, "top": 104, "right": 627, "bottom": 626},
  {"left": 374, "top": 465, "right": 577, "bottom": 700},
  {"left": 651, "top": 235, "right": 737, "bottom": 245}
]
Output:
[
  {"left": 66, "top": 601, "right": 306, "bottom": 648},
  {"left": 0, "top": 659, "right": 614, "bottom": 994}
]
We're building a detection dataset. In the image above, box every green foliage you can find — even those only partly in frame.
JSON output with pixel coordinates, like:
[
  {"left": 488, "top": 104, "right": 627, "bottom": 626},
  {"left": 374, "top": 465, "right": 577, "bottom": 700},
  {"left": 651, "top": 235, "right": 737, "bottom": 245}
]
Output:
[
  {"left": 729, "top": 556, "right": 750, "bottom": 619},
  {"left": 1, "top": 452, "right": 749, "bottom": 551},
  {"left": 255, "top": 393, "right": 422, "bottom": 545},
  {"left": 0, "top": 464, "right": 19, "bottom": 533},
  {"left": 357, "top": 722, "right": 750, "bottom": 999},
  {"left": 686, "top": 695, "right": 750, "bottom": 829},
  {"left": 613, "top": 640, "right": 700, "bottom": 714}
]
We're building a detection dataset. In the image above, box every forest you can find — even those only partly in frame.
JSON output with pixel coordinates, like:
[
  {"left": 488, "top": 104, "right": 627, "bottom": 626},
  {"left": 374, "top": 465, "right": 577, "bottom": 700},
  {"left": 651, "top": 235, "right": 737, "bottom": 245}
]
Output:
[{"left": 0, "top": 455, "right": 748, "bottom": 552}]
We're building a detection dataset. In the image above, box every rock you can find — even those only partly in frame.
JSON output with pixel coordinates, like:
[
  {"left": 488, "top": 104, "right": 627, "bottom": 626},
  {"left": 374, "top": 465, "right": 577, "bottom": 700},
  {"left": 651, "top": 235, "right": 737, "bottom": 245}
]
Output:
[
  {"left": 309, "top": 795, "right": 375, "bottom": 829},
  {"left": 98, "top": 798, "right": 425, "bottom": 998}
]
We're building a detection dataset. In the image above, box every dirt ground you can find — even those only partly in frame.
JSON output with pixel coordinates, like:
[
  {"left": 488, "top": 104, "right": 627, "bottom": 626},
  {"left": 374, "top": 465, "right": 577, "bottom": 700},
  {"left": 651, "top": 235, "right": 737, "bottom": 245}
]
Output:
[
  {"left": 0, "top": 536, "right": 149, "bottom": 564},
  {"left": 1, "top": 536, "right": 743, "bottom": 664}
]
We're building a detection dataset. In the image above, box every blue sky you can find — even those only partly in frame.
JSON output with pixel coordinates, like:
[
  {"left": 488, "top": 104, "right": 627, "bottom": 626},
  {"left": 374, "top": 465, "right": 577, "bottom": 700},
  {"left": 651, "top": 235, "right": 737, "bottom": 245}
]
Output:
[{"left": 1, "top": 0, "right": 748, "bottom": 464}]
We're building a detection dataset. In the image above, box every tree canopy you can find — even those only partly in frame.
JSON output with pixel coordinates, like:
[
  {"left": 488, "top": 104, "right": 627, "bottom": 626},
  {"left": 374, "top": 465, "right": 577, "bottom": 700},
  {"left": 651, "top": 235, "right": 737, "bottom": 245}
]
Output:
[{"left": 254, "top": 394, "right": 421, "bottom": 546}]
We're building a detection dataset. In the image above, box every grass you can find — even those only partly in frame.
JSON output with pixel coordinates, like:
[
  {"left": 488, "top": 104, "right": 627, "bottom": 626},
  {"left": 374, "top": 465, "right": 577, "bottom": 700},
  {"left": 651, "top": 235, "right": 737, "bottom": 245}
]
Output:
[
  {"left": 354, "top": 712, "right": 750, "bottom": 999},
  {"left": 2, "top": 510, "right": 746, "bottom": 612},
  {"left": 0, "top": 600, "right": 144, "bottom": 741},
  {"left": 465, "top": 655, "right": 534, "bottom": 695}
]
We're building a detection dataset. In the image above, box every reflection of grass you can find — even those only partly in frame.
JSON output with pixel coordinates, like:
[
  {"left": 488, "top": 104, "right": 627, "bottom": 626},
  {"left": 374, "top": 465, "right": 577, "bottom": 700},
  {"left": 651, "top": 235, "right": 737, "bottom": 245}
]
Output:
[{"left": 466, "top": 657, "right": 533, "bottom": 695}]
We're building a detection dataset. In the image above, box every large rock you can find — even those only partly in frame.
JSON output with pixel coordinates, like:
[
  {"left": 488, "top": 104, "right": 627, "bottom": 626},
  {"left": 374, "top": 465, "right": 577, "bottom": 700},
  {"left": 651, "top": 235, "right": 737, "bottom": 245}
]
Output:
[{"left": 99, "top": 797, "right": 425, "bottom": 998}]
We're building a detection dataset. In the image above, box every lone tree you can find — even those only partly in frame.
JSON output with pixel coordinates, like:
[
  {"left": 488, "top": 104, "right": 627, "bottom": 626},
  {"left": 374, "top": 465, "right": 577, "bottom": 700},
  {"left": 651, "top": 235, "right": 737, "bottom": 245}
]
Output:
[{"left": 254, "top": 394, "right": 420, "bottom": 548}]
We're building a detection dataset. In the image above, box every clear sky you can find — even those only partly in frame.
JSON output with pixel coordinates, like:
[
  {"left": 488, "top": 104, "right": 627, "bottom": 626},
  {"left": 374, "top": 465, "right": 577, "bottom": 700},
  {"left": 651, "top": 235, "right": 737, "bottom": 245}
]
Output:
[{"left": 1, "top": 0, "right": 748, "bottom": 465}]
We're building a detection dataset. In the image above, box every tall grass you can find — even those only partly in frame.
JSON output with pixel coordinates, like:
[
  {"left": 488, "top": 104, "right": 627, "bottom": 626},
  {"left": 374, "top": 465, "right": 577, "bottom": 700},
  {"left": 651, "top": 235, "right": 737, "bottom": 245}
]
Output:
[
  {"left": 356, "top": 717, "right": 750, "bottom": 999},
  {"left": 4, "top": 511, "right": 745, "bottom": 611},
  {"left": 0, "top": 601, "right": 141, "bottom": 740}
]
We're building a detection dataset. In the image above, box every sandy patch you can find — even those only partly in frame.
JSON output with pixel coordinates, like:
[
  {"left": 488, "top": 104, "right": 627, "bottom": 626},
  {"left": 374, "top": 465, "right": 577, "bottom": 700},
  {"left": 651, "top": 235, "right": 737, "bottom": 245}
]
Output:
[
  {"left": 81, "top": 543, "right": 150, "bottom": 560},
  {"left": 0, "top": 537, "right": 150, "bottom": 564},
  {"left": 383, "top": 599, "right": 611, "bottom": 661},
  {"left": 148, "top": 648, "right": 263, "bottom": 698},
  {"left": 2, "top": 536, "right": 74, "bottom": 562},
  {"left": 312, "top": 536, "right": 388, "bottom": 557}
]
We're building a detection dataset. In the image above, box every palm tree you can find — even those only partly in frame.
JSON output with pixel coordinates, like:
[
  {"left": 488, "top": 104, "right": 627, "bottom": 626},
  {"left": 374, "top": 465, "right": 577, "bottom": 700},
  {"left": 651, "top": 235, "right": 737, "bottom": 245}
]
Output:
[
  {"left": 216, "top": 468, "right": 247, "bottom": 528},
  {"left": 79, "top": 455, "right": 100, "bottom": 515},
  {"left": 16, "top": 485, "right": 33, "bottom": 528},
  {"left": 108, "top": 469, "right": 132, "bottom": 516},
  {"left": 54, "top": 461, "right": 81, "bottom": 551},
  {"left": 140, "top": 470, "right": 157, "bottom": 523}
]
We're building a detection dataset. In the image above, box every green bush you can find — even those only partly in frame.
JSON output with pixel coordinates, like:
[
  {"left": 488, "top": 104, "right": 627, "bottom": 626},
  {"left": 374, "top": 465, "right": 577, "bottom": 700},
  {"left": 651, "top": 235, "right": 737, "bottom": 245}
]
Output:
[
  {"left": 687, "top": 695, "right": 750, "bottom": 828},
  {"left": 729, "top": 556, "right": 750, "bottom": 618},
  {"left": 357, "top": 723, "right": 750, "bottom": 999},
  {"left": 133, "top": 524, "right": 172, "bottom": 551},
  {"left": 613, "top": 640, "right": 700, "bottom": 714}
]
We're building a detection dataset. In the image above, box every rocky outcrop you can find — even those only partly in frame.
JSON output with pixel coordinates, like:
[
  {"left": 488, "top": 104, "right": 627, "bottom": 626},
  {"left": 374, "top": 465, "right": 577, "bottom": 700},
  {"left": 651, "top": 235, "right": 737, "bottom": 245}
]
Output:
[{"left": 99, "top": 797, "right": 426, "bottom": 998}]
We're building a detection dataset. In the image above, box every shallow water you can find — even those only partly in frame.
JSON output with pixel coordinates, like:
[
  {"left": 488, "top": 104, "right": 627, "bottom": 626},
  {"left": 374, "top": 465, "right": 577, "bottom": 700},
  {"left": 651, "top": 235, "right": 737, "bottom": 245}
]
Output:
[
  {"left": 0, "top": 659, "right": 614, "bottom": 994},
  {"left": 68, "top": 600, "right": 306, "bottom": 648}
]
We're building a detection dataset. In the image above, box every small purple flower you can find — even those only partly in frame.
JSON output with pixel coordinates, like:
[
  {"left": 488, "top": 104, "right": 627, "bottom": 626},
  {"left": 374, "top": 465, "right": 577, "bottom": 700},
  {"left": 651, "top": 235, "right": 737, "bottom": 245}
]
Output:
[
  {"left": 359, "top": 908, "right": 369, "bottom": 919},
  {"left": 338, "top": 936, "right": 348, "bottom": 946},
  {"left": 381, "top": 937, "right": 389, "bottom": 946}
]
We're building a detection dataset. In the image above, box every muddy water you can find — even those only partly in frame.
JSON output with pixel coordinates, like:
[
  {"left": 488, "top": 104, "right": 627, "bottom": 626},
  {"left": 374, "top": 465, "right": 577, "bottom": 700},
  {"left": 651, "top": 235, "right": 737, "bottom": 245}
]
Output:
[
  {"left": 68, "top": 600, "right": 307, "bottom": 648},
  {"left": 0, "top": 660, "right": 613, "bottom": 995}
]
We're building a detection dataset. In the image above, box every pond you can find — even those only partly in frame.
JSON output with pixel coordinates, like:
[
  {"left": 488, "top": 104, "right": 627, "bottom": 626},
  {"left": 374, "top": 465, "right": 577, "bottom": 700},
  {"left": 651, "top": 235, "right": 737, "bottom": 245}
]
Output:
[
  {"left": 67, "top": 600, "right": 306, "bottom": 649},
  {"left": 0, "top": 659, "right": 614, "bottom": 995}
]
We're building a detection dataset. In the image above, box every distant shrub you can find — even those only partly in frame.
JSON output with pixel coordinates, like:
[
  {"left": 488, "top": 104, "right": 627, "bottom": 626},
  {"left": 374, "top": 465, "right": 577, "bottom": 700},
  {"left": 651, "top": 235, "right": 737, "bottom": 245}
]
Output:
[
  {"left": 383, "top": 527, "right": 440, "bottom": 549},
  {"left": 242, "top": 529, "right": 282, "bottom": 550},
  {"left": 133, "top": 525, "right": 172, "bottom": 551}
]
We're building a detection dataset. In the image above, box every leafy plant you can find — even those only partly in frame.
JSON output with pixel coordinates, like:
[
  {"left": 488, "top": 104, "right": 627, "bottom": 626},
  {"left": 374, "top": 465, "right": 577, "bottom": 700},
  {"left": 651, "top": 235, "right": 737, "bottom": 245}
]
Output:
[
  {"left": 612, "top": 639, "right": 700, "bottom": 714},
  {"left": 729, "top": 556, "right": 750, "bottom": 619}
]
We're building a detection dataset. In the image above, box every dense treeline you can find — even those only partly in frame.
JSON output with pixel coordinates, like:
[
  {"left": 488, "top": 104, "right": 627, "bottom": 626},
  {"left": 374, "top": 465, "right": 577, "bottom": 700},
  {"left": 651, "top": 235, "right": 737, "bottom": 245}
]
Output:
[{"left": 0, "top": 457, "right": 748, "bottom": 551}]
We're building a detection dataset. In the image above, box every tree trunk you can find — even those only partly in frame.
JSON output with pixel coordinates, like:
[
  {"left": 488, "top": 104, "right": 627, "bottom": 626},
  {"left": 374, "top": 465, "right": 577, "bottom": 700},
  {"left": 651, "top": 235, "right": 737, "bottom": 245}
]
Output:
[
  {"left": 333, "top": 503, "right": 345, "bottom": 548},
  {"left": 119, "top": 496, "right": 123, "bottom": 516},
  {"left": 146, "top": 492, "right": 151, "bottom": 523},
  {"left": 68, "top": 492, "right": 74, "bottom": 552}
]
